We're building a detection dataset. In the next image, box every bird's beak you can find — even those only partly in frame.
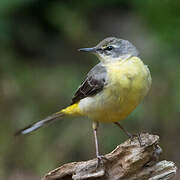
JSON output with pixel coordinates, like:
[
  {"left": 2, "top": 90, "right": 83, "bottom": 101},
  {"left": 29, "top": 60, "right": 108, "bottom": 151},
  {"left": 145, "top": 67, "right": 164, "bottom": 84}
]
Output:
[{"left": 78, "top": 47, "right": 97, "bottom": 53}]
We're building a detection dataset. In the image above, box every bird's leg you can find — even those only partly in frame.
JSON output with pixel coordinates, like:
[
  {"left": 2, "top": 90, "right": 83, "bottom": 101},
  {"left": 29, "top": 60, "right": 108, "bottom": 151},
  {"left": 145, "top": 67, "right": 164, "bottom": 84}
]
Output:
[
  {"left": 92, "top": 121, "right": 107, "bottom": 168},
  {"left": 114, "top": 122, "right": 132, "bottom": 138},
  {"left": 137, "top": 132, "right": 143, "bottom": 146},
  {"left": 114, "top": 122, "right": 143, "bottom": 146}
]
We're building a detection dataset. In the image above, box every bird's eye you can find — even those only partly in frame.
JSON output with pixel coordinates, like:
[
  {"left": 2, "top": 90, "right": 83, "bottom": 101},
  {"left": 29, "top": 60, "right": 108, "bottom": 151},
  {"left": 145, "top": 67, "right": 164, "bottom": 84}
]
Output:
[{"left": 105, "top": 46, "right": 113, "bottom": 51}]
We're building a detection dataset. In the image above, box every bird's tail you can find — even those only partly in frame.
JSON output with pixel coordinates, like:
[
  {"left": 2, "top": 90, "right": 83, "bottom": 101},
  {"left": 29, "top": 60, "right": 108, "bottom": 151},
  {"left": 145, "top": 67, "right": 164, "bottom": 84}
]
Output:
[
  {"left": 15, "top": 103, "right": 81, "bottom": 136},
  {"left": 15, "top": 111, "right": 64, "bottom": 136}
]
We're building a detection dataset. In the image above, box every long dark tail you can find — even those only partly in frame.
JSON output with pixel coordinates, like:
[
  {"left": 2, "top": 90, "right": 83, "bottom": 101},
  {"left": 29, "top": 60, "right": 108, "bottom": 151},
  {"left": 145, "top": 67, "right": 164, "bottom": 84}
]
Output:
[{"left": 15, "top": 112, "right": 64, "bottom": 136}]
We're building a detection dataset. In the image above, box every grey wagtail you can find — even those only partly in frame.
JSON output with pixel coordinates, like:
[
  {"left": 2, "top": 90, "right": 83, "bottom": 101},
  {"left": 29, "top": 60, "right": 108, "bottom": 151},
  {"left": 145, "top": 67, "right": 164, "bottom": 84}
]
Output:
[{"left": 15, "top": 37, "right": 151, "bottom": 166}]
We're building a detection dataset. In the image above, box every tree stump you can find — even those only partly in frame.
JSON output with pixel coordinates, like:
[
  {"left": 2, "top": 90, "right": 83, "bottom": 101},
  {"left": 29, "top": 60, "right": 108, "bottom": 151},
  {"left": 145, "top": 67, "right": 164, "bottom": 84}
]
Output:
[{"left": 42, "top": 133, "right": 177, "bottom": 180}]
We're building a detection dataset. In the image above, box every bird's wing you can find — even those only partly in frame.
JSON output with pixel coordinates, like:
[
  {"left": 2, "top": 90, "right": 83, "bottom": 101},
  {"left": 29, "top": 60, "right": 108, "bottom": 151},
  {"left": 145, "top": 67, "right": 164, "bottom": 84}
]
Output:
[{"left": 71, "top": 63, "right": 107, "bottom": 104}]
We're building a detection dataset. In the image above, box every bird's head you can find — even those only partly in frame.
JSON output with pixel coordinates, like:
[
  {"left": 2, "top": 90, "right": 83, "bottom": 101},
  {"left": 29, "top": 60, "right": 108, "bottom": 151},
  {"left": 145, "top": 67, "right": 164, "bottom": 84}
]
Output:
[{"left": 79, "top": 37, "right": 139, "bottom": 63}]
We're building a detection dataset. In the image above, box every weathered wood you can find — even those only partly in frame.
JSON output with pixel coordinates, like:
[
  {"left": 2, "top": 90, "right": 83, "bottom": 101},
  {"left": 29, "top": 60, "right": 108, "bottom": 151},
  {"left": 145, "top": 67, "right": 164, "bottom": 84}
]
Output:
[{"left": 42, "top": 133, "right": 177, "bottom": 180}]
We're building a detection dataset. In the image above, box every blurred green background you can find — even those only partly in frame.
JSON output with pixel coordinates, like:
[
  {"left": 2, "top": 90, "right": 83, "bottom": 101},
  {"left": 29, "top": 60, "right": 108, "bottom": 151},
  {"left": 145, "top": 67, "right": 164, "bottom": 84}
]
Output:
[{"left": 0, "top": 0, "right": 180, "bottom": 179}]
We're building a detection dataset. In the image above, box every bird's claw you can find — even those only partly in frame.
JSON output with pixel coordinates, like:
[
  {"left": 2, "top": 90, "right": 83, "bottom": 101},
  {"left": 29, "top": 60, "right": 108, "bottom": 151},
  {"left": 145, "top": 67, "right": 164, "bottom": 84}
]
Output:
[
  {"left": 129, "top": 133, "right": 144, "bottom": 147},
  {"left": 96, "top": 155, "right": 108, "bottom": 169}
]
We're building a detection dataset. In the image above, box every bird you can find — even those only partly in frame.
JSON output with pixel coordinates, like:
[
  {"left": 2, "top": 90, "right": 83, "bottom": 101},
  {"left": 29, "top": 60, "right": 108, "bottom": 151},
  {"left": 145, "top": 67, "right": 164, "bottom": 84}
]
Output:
[{"left": 15, "top": 37, "right": 152, "bottom": 167}]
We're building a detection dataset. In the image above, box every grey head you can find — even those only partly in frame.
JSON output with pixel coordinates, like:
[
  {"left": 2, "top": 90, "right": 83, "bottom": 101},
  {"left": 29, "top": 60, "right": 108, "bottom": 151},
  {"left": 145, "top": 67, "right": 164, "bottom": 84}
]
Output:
[{"left": 79, "top": 37, "right": 139, "bottom": 63}]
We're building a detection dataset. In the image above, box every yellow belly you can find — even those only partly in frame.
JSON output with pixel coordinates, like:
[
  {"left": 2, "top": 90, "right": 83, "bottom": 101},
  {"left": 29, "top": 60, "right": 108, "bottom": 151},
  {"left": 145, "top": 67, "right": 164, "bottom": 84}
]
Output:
[{"left": 78, "top": 57, "right": 151, "bottom": 122}]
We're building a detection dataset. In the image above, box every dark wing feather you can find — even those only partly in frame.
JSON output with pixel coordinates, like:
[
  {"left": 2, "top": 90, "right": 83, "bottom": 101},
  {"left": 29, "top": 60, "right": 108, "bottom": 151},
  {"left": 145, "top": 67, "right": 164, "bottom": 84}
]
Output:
[{"left": 71, "top": 63, "right": 107, "bottom": 104}]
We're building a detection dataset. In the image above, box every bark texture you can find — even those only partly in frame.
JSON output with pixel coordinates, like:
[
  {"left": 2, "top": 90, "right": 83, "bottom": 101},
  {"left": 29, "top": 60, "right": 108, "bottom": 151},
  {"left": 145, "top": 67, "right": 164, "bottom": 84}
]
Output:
[{"left": 42, "top": 133, "right": 177, "bottom": 180}]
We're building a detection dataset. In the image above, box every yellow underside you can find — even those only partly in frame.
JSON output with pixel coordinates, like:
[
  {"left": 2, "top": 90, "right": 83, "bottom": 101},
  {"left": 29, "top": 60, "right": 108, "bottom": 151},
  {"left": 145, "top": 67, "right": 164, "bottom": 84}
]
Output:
[
  {"left": 60, "top": 56, "right": 151, "bottom": 123},
  {"left": 60, "top": 103, "right": 81, "bottom": 116}
]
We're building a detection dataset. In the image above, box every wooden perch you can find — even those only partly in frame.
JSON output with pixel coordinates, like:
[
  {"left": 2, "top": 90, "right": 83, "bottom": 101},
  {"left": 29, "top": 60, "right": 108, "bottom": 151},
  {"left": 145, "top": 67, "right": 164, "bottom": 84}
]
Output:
[{"left": 42, "top": 133, "right": 177, "bottom": 180}]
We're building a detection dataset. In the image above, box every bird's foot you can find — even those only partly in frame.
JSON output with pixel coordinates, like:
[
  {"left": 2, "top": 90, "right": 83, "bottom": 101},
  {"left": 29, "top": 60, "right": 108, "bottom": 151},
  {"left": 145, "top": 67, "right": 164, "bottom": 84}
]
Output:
[
  {"left": 129, "top": 133, "right": 144, "bottom": 147},
  {"left": 96, "top": 155, "right": 108, "bottom": 169}
]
